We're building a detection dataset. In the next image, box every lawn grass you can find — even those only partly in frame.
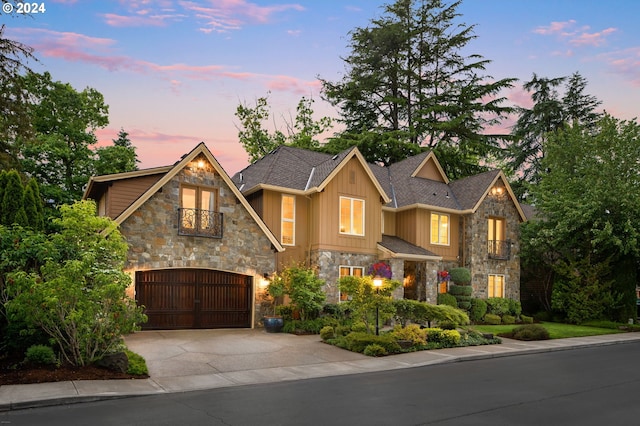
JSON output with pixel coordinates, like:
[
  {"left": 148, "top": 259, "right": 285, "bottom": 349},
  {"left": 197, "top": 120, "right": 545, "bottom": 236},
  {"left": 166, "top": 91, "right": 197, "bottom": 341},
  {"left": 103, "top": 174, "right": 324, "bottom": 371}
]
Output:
[{"left": 469, "top": 322, "right": 625, "bottom": 339}]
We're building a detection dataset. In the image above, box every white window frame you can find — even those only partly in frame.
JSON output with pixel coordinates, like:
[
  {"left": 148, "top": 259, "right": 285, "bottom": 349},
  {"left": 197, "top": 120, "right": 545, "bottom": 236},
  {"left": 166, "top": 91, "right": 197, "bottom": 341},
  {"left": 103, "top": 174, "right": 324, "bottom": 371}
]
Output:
[
  {"left": 339, "top": 196, "right": 365, "bottom": 236},
  {"left": 430, "top": 212, "right": 450, "bottom": 246},
  {"left": 488, "top": 274, "right": 505, "bottom": 298},
  {"left": 338, "top": 266, "right": 365, "bottom": 302},
  {"left": 281, "top": 194, "right": 295, "bottom": 246}
]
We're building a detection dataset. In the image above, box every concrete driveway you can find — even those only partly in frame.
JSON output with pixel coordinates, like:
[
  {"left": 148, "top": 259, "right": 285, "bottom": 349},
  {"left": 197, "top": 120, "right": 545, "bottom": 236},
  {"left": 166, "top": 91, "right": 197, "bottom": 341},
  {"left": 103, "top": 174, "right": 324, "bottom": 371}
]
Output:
[{"left": 123, "top": 328, "right": 368, "bottom": 392}]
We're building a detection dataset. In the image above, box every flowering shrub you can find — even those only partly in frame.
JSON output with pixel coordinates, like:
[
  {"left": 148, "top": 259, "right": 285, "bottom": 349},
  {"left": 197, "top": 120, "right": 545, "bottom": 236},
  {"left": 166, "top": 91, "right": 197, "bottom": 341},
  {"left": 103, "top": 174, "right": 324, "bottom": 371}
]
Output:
[
  {"left": 437, "top": 270, "right": 450, "bottom": 282},
  {"left": 368, "top": 261, "right": 392, "bottom": 279}
]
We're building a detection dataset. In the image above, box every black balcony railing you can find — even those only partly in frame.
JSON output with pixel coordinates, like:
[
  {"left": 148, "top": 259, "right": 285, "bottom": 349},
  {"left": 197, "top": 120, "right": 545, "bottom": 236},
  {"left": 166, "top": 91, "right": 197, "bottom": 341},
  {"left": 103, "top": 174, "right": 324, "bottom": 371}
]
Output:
[
  {"left": 488, "top": 240, "right": 511, "bottom": 260},
  {"left": 178, "top": 208, "right": 223, "bottom": 238}
]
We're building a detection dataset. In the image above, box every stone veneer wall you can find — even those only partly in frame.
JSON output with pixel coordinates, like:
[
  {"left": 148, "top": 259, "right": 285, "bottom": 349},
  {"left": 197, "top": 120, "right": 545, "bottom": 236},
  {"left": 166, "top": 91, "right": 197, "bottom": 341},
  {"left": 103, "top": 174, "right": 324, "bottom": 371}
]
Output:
[
  {"left": 119, "top": 157, "right": 277, "bottom": 327},
  {"left": 310, "top": 250, "right": 407, "bottom": 303},
  {"left": 462, "top": 191, "right": 521, "bottom": 301}
]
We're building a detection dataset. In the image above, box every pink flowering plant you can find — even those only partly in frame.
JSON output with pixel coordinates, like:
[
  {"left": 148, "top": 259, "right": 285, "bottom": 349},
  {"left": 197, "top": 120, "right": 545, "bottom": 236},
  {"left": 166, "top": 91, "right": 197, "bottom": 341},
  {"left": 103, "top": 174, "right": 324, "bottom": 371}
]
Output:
[
  {"left": 437, "top": 270, "right": 450, "bottom": 282},
  {"left": 368, "top": 261, "right": 392, "bottom": 279}
]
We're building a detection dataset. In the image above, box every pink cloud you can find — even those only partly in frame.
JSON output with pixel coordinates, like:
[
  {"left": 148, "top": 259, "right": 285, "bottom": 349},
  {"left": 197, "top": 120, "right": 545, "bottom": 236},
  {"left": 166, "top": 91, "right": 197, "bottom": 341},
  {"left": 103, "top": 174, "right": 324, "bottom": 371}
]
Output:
[
  {"left": 102, "top": 13, "right": 175, "bottom": 27},
  {"left": 601, "top": 47, "right": 640, "bottom": 87},
  {"left": 180, "top": 0, "right": 304, "bottom": 33},
  {"left": 569, "top": 27, "right": 617, "bottom": 47},
  {"left": 533, "top": 20, "right": 576, "bottom": 36},
  {"left": 266, "top": 75, "right": 321, "bottom": 95},
  {"left": 533, "top": 20, "right": 617, "bottom": 48}
]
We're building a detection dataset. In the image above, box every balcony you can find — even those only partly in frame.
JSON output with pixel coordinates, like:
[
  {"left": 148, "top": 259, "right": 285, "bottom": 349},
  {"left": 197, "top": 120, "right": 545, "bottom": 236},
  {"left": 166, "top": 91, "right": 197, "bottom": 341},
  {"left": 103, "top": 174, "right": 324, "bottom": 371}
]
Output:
[
  {"left": 178, "top": 208, "right": 223, "bottom": 238},
  {"left": 488, "top": 240, "right": 511, "bottom": 260}
]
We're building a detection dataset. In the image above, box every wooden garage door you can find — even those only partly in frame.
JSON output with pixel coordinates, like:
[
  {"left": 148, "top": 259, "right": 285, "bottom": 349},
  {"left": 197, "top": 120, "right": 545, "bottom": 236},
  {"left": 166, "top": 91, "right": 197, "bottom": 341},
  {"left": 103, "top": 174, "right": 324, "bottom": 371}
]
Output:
[{"left": 135, "top": 269, "right": 252, "bottom": 330}]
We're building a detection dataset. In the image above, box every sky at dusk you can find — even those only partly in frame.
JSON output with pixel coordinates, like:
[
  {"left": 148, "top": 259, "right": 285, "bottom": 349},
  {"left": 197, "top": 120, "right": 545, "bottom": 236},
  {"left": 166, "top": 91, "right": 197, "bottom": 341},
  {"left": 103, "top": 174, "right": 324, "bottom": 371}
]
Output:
[{"left": 3, "top": 0, "right": 640, "bottom": 175}]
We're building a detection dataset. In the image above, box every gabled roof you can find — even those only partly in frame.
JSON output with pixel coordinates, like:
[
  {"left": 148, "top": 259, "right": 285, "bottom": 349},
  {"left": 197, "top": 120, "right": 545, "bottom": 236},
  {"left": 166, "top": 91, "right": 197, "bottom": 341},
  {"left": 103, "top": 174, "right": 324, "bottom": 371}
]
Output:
[
  {"left": 372, "top": 153, "right": 527, "bottom": 221},
  {"left": 83, "top": 166, "right": 172, "bottom": 201},
  {"left": 86, "top": 142, "right": 284, "bottom": 252},
  {"left": 233, "top": 145, "right": 391, "bottom": 203},
  {"left": 378, "top": 235, "right": 442, "bottom": 261}
]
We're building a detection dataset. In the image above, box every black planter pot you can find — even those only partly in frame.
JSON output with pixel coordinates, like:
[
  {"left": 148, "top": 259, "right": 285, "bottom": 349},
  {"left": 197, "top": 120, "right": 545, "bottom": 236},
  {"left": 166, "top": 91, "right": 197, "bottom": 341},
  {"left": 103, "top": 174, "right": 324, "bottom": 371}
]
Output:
[{"left": 263, "top": 316, "right": 284, "bottom": 333}]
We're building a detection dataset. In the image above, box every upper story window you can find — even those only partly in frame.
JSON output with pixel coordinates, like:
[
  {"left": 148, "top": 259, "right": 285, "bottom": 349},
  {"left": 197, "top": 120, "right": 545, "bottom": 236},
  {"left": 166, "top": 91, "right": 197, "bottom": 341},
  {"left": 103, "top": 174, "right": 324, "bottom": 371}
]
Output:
[
  {"left": 430, "top": 212, "right": 449, "bottom": 245},
  {"left": 281, "top": 194, "right": 295, "bottom": 246},
  {"left": 488, "top": 274, "right": 505, "bottom": 298},
  {"left": 340, "top": 196, "right": 364, "bottom": 236},
  {"left": 488, "top": 217, "right": 510, "bottom": 259},
  {"left": 179, "top": 185, "right": 222, "bottom": 238}
]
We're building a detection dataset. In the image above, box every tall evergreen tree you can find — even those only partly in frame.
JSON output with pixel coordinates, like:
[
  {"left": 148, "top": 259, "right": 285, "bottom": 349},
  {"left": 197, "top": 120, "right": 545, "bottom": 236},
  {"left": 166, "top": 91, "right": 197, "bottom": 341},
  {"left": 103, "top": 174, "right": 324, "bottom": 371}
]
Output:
[
  {"left": 320, "top": 0, "right": 515, "bottom": 177},
  {"left": 94, "top": 128, "right": 139, "bottom": 175},
  {"left": 24, "top": 178, "right": 44, "bottom": 230},
  {"left": 508, "top": 72, "right": 602, "bottom": 200},
  {"left": 0, "top": 24, "right": 36, "bottom": 170},
  {"left": 1, "top": 169, "right": 27, "bottom": 226}
]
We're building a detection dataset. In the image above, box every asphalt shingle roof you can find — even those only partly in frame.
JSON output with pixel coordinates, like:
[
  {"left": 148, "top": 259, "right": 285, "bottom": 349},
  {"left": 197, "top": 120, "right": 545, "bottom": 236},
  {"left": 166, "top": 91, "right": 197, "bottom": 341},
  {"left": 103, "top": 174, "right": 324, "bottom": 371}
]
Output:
[{"left": 379, "top": 235, "right": 439, "bottom": 257}]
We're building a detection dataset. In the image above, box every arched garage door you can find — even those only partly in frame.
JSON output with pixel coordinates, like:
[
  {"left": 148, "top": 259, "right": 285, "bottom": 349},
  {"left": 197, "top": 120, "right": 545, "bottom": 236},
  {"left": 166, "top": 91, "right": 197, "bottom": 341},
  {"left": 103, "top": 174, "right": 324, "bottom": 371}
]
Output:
[{"left": 135, "top": 269, "right": 252, "bottom": 330}]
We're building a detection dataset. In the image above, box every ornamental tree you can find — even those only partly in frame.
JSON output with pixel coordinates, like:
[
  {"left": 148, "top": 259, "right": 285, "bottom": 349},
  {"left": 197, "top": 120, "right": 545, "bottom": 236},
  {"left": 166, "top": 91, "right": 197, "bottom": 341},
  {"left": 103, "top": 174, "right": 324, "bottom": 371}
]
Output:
[{"left": 4, "top": 200, "right": 146, "bottom": 366}]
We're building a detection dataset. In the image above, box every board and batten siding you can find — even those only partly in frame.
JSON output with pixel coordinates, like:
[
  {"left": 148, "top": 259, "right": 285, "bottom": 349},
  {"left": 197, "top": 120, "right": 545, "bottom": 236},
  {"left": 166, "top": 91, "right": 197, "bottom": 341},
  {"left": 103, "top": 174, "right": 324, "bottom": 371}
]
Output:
[
  {"left": 395, "top": 208, "right": 459, "bottom": 261},
  {"left": 310, "top": 157, "right": 382, "bottom": 255},
  {"left": 104, "top": 174, "right": 164, "bottom": 219}
]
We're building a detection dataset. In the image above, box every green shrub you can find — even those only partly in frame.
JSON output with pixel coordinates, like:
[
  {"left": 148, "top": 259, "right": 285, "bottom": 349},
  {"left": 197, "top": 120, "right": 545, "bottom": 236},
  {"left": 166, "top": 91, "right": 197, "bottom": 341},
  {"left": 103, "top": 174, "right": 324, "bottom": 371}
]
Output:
[
  {"left": 25, "top": 344, "right": 56, "bottom": 365},
  {"left": 335, "top": 325, "right": 351, "bottom": 337},
  {"left": 275, "top": 305, "right": 294, "bottom": 320},
  {"left": 486, "top": 297, "right": 510, "bottom": 316},
  {"left": 455, "top": 296, "right": 472, "bottom": 311},
  {"left": 351, "top": 321, "right": 370, "bottom": 333},
  {"left": 448, "top": 285, "right": 473, "bottom": 296},
  {"left": 449, "top": 267, "right": 471, "bottom": 284},
  {"left": 437, "top": 293, "right": 457, "bottom": 308},
  {"left": 320, "top": 326, "right": 335, "bottom": 341},
  {"left": 533, "top": 311, "right": 552, "bottom": 322},
  {"left": 469, "top": 298, "right": 487, "bottom": 323},
  {"left": 424, "top": 328, "right": 461, "bottom": 346},
  {"left": 520, "top": 315, "right": 533, "bottom": 324},
  {"left": 344, "top": 332, "right": 401, "bottom": 354},
  {"left": 508, "top": 299, "right": 522, "bottom": 317},
  {"left": 322, "top": 303, "right": 346, "bottom": 319},
  {"left": 125, "top": 350, "right": 148, "bottom": 375},
  {"left": 437, "top": 320, "right": 457, "bottom": 330},
  {"left": 502, "top": 315, "right": 516, "bottom": 324},
  {"left": 363, "top": 344, "right": 387, "bottom": 357},
  {"left": 392, "top": 299, "right": 423, "bottom": 327},
  {"left": 389, "top": 324, "right": 427, "bottom": 346},
  {"left": 484, "top": 313, "right": 501, "bottom": 325},
  {"left": 511, "top": 324, "right": 550, "bottom": 341}
]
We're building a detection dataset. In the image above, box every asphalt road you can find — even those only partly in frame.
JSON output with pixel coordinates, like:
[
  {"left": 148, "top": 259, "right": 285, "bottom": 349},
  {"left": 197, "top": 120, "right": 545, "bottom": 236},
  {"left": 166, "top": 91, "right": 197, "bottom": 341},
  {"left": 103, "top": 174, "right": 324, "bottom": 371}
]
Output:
[{"left": 3, "top": 342, "right": 640, "bottom": 425}]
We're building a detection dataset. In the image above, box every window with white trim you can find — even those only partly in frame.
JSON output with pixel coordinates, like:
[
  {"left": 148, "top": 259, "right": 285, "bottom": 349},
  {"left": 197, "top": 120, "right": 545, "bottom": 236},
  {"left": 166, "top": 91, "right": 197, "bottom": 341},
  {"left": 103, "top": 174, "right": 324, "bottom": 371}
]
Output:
[
  {"left": 281, "top": 194, "right": 295, "bottom": 246},
  {"left": 430, "top": 212, "right": 449, "bottom": 245},
  {"left": 339, "top": 266, "right": 364, "bottom": 301},
  {"left": 488, "top": 274, "right": 505, "bottom": 298},
  {"left": 339, "top": 196, "right": 364, "bottom": 236}
]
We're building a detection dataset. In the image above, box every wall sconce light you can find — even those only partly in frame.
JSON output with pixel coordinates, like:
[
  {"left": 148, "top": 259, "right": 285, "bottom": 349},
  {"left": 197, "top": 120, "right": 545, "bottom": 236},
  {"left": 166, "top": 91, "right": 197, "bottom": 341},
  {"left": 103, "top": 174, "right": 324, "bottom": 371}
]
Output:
[
  {"left": 491, "top": 186, "right": 505, "bottom": 196},
  {"left": 197, "top": 160, "right": 205, "bottom": 169},
  {"left": 259, "top": 273, "right": 271, "bottom": 288}
]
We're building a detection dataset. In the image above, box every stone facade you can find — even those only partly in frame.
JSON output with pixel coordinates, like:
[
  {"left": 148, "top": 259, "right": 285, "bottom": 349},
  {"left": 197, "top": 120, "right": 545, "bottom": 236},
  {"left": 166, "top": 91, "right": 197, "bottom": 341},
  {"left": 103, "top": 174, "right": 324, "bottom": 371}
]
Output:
[
  {"left": 461, "top": 190, "right": 521, "bottom": 301},
  {"left": 119, "top": 155, "right": 277, "bottom": 326}
]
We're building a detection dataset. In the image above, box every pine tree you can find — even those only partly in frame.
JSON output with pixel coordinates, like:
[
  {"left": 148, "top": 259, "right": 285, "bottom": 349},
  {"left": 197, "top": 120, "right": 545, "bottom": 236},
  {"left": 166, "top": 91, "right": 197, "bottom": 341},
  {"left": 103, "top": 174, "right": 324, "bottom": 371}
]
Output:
[
  {"left": 24, "top": 178, "right": 44, "bottom": 230},
  {"left": 1, "top": 169, "right": 27, "bottom": 226}
]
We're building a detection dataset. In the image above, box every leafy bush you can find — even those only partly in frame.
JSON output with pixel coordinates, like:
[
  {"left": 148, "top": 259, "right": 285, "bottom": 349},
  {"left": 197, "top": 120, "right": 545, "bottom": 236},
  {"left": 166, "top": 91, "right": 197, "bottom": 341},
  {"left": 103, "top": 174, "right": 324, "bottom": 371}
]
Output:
[
  {"left": 510, "top": 324, "right": 550, "bottom": 341},
  {"left": 125, "top": 350, "right": 148, "bottom": 375},
  {"left": 351, "top": 321, "right": 371, "bottom": 333},
  {"left": 424, "top": 328, "right": 461, "bottom": 347},
  {"left": 448, "top": 284, "right": 473, "bottom": 296},
  {"left": 437, "top": 292, "right": 457, "bottom": 308},
  {"left": 282, "top": 318, "right": 325, "bottom": 334},
  {"left": 520, "top": 315, "right": 533, "bottom": 324},
  {"left": 5, "top": 201, "right": 147, "bottom": 367},
  {"left": 339, "top": 275, "right": 400, "bottom": 333},
  {"left": 392, "top": 299, "right": 422, "bottom": 327},
  {"left": 508, "top": 299, "right": 522, "bottom": 317},
  {"left": 469, "top": 298, "right": 487, "bottom": 323},
  {"left": 502, "top": 315, "right": 516, "bottom": 324},
  {"left": 25, "top": 344, "right": 56, "bottom": 365},
  {"left": 389, "top": 324, "right": 427, "bottom": 346},
  {"left": 533, "top": 311, "right": 552, "bottom": 322},
  {"left": 484, "top": 313, "right": 501, "bottom": 325},
  {"left": 363, "top": 344, "right": 387, "bottom": 357},
  {"left": 486, "top": 297, "right": 510, "bottom": 316},
  {"left": 396, "top": 301, "right": 469, "bottom": 328},
  {"left": 344, "top": 332, "right": 401, "bottom": 354},
  {"left": 449, "top": 267, "right": 471, "bottom": 284},
  {"left": 335, "top": 325, "right": 352, "bottom": 337},
  {"left": 275, "top": 305, "right": 294, "bottom": 320},
  {"left": 276, "top": 265, "right": 326, "bottom": 321},
  {"left": 320, "top": 326, "right": 335, "bottom": 341}
]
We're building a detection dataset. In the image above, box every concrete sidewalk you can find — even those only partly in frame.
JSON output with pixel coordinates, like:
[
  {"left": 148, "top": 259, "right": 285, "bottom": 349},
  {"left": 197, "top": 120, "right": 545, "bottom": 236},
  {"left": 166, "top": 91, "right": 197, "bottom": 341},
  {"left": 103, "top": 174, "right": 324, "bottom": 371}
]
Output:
[{"left": 2, "top": 329, "right": 640, "bottom": 412}]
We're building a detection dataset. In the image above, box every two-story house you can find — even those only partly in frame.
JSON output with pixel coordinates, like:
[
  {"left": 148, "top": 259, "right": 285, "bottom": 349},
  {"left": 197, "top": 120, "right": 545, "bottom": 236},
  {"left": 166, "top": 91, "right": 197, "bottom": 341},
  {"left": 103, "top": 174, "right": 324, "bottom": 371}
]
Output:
[
  {"left": 84, "top": 142, "right": 526, "bottom": 330},
  {"left": 232, "top": 145, "right": 527, "bottom": 305}
]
